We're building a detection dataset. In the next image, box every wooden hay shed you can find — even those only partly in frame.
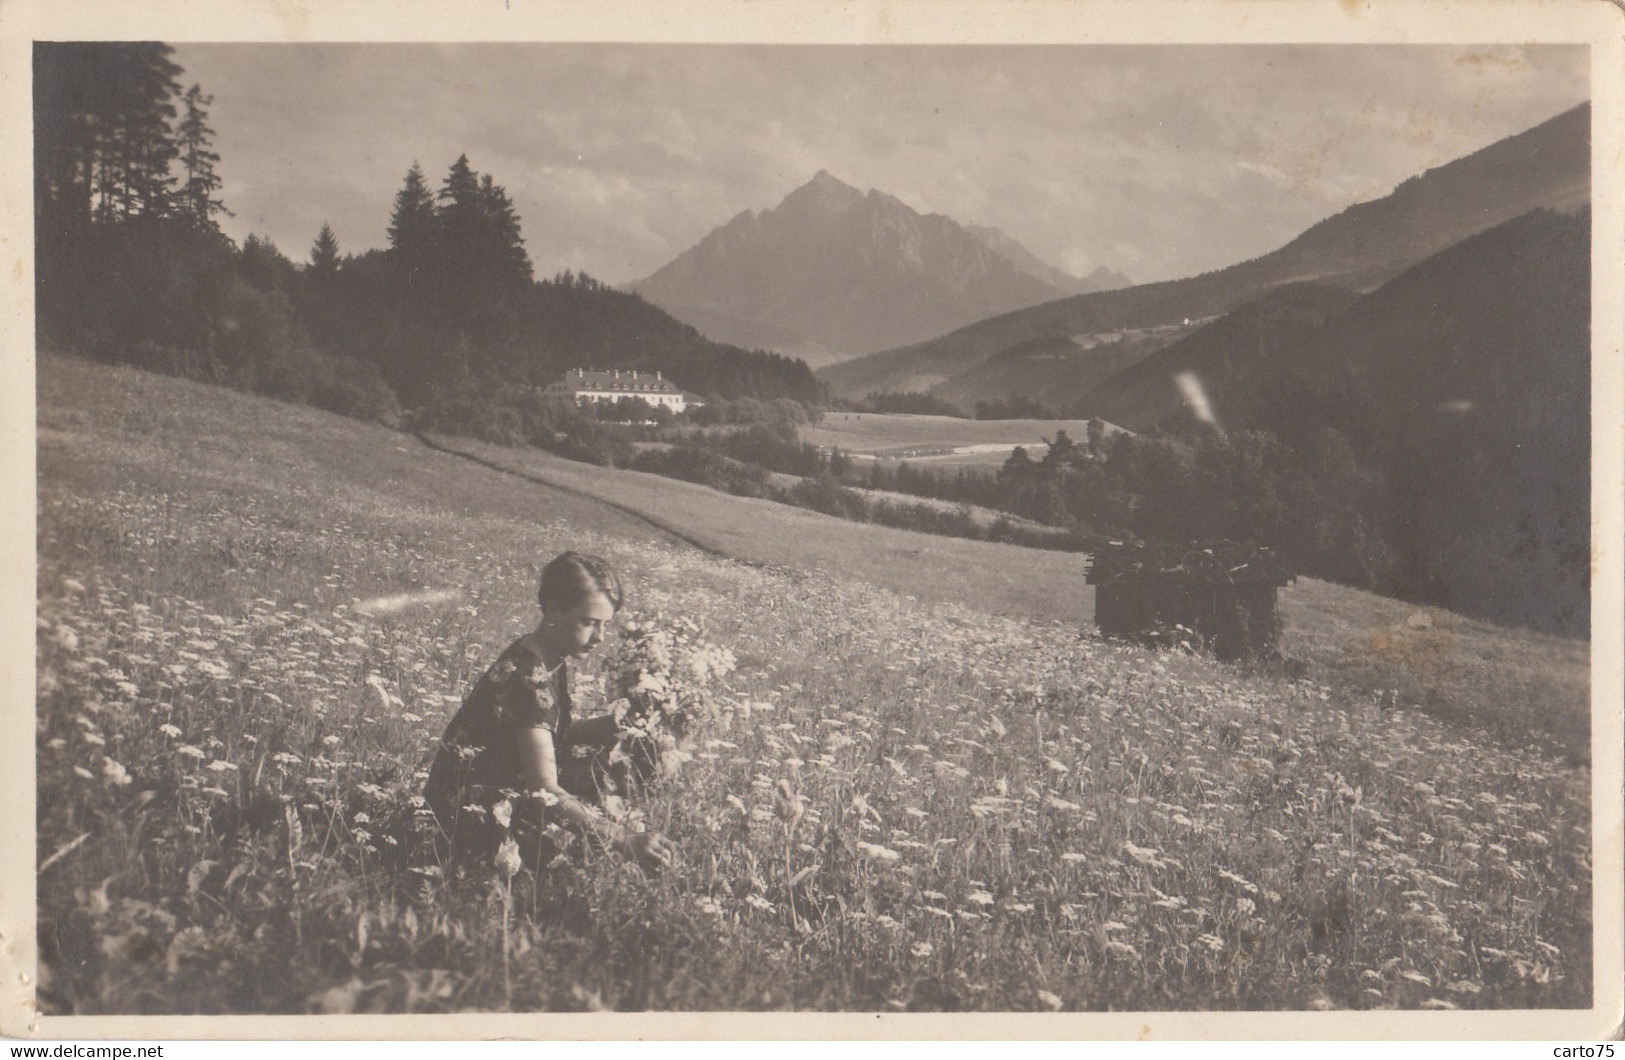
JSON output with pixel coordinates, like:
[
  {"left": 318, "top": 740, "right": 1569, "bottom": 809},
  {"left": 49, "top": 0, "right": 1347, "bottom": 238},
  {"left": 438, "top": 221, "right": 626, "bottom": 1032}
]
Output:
[{"left": 1085, "top": 541, "right": 1295, "bottom": 662}]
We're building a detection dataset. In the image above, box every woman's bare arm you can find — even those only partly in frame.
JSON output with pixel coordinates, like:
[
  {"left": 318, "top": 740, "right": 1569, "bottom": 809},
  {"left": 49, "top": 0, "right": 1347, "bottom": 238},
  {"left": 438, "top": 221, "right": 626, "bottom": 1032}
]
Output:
[
  {"left": 512, "top": 725, "right": 675, "bottom": 871},
  {"left": 512, "top": 725, "right": 619, "bottom": 842}
]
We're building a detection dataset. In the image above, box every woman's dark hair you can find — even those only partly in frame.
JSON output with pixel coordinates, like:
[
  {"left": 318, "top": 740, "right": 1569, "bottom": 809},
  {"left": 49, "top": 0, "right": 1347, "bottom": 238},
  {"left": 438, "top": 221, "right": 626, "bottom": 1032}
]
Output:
[{"left": 538, "top": 551, "right": 623, "bottom": 614}]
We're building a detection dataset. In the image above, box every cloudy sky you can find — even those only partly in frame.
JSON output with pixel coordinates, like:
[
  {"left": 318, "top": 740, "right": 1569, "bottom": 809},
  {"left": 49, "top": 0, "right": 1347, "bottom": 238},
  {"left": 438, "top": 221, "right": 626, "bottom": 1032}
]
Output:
[{"left": 170, "top": 43, "right": 1587, "bottom": 287}]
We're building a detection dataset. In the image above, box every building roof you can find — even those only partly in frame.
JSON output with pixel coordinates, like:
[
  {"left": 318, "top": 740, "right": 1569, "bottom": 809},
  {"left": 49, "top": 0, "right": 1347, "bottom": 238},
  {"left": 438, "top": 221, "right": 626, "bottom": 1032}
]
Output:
[{"left": 552, "top": 368, "right": 682, "bottom": 395}]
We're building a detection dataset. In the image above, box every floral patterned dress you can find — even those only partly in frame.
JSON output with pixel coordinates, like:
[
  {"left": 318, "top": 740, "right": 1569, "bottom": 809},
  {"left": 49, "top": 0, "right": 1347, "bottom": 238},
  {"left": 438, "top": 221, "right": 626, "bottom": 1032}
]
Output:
[{"left": 423, "top": 637, "right": 574, "bottom": 858}]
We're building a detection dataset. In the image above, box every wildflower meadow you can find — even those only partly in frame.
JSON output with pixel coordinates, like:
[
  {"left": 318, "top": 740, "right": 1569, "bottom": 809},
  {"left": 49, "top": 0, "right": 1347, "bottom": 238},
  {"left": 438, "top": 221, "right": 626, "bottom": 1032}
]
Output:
[{"left": 32, "top": 356, "right": 1594, "bottom": 1015}]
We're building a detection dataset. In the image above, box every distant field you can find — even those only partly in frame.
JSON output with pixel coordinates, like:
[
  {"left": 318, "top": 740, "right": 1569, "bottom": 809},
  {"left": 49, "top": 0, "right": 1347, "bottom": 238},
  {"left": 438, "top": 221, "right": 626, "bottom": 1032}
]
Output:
[
  {"left": 33, "top": 355, "right": 1594, "bottom": 1016},
  {"left": 800, "top": 411, "right": 1101, "bottom": 467}
]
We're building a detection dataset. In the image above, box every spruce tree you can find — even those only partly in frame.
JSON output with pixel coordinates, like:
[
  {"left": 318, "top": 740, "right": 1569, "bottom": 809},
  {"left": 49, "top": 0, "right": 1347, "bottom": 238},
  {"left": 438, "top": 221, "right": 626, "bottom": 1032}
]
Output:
[
  {"left": 35, "top": 42, "right": 182, "bottom": 229},
  {"left": 435, "top": 153, "right": 482, "bottom": 280},
  {"left": 477, "top": 173, "right": 533, "bottom": 287},
  {"left": 175, "top": 83, "right": 228, "bottom": 231},
  {"left": 309, "top": 223, "right": 340, "bottom": 274},
  {"left": 433, "top": 156, "right": 531, "bottom": 289},
  {"left": 386, "top": 162, "right": 436, "bottom": 285},
  {"left": 35, "top": 42, "right": 100, "bottom": 234},
  {"left": 101, "top": 43, "right": 182, "bottom": 222}
]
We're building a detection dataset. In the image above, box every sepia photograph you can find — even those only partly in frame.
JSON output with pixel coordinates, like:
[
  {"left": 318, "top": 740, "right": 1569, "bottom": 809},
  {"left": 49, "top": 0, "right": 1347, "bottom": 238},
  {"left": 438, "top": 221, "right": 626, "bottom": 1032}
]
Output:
[{"left": 6, "top": 0, "right": 1622, "bottom": 1041}]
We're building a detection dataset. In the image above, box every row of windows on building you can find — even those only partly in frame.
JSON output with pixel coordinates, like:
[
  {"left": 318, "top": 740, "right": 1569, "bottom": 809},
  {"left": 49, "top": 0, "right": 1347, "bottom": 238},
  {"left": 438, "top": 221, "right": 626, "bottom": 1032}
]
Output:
[{"left": 539, "top": 368, "right": 698, "bottom": 413}]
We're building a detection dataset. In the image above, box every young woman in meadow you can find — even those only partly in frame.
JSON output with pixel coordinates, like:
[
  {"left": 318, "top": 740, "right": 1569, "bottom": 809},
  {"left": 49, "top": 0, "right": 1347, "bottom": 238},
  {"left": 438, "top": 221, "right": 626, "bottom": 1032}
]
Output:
[{"left": 423, "top": 551, "right": 674, "bottom": 874}]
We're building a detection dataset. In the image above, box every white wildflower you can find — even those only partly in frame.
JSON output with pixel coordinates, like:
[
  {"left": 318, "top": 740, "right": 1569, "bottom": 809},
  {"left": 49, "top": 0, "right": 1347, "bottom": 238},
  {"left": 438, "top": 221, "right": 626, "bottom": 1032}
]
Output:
[
  {"left": 494, "top": 837, "right": 523, "bottom": 879},
  {"left": 101, "top": 757, "right": 132, "bottom": 787},
  {"left": 1123, "top": 840, "right": 1163, "bottom": 866}
]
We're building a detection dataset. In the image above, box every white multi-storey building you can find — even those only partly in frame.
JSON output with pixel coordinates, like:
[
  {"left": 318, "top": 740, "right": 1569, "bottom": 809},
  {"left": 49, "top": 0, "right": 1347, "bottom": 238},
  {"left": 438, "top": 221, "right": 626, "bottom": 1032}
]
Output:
[{"left": 541, "top": 368, "right": 690, "bottom": 413}]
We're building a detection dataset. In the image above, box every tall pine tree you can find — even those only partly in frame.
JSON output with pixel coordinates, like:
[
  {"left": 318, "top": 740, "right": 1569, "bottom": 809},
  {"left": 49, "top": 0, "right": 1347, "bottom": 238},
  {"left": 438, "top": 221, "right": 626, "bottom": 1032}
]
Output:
[
  {"left": 309, "top": 222, "right": 340, "bottom": 274},
  {"left": 35, "top": 42, "right": 183, "bottom": 231},
  {"left": 477, "top": 173, "right": 532, "bottom": 288},
  {"left": 433, "top": 155, "right": 532, "bottom": 291},
  {"left": 386, "top": 162, "right": 437, "bottom": 287},
  {"left": 98, "top": 44, "right": 182, "bottom": 223},
  {"left": 434, "top": 153, "right": 482, "bottom": 281},
  {"left": 174, "top": 83, "right": 228, "bottom": 232}
]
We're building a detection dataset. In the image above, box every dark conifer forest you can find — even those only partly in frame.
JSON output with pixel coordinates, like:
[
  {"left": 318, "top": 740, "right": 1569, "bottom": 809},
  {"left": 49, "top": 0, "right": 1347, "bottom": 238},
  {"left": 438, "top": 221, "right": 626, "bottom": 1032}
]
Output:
[{"left": 34, "top": 42, "right": 824, "bottom": 428}]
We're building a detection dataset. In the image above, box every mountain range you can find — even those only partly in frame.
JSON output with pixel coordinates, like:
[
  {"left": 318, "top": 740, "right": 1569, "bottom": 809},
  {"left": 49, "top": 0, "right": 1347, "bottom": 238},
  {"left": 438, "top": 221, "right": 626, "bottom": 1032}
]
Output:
[
  {"left": 631, "top": 170, "right": 1128, "bottom": 366},
  {"left": 818, "top": 102, "right": 1590, "bottom": 404},
  {"left": 633, "top": 103, "right": 1592, "bottom": 635},
  {"left": 961, "top": 223, "right": 1131, "bottom": 296},
  {"left": 801, "top": 103, "right": 1590, "bottom": 636}
]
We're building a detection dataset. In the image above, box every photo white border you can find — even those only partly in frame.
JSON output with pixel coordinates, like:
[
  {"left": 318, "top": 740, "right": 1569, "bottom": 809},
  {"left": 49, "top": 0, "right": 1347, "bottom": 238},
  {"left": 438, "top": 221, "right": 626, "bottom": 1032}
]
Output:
[{"left": 2, "top": 0, "right": 1620, "bottom": 1042}]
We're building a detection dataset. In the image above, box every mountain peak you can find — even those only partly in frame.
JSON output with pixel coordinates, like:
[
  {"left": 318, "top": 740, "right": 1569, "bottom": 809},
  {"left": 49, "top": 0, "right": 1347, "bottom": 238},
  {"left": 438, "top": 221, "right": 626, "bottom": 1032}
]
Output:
[
  {"left": 809, "top": 168, "right": 851, "bottom": 187},
  {"left": 635, "top": 170, "right": 1074, "bottom": 353},
  {"left": 777, "top": 169, "right": 865, "bottom": 215}
]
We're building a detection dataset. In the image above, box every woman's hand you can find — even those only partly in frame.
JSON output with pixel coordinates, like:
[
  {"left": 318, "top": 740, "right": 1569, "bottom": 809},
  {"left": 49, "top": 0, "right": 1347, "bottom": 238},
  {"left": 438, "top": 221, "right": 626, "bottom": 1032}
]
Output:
[{"left": 618, "top": 829, "right": 675, "bottom": 874}]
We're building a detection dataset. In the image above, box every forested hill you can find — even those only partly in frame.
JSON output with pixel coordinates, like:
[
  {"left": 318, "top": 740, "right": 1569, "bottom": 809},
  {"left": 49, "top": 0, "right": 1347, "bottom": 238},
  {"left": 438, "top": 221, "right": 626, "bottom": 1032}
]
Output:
[
  {"left": 1085, "top": 208, "right": 1589, "bottom": 636},
  {"left": 523, "top": 276, "right": 824, "bottom": 402},
  {"left": 34, "top": 42, "right": 823, "bottom": 424},
  {"left": 289, "top": 247, "right": 825, "bottom": 407},
  {"left": 1252, "top": 207, "right": 1591, "bottom": 637}
]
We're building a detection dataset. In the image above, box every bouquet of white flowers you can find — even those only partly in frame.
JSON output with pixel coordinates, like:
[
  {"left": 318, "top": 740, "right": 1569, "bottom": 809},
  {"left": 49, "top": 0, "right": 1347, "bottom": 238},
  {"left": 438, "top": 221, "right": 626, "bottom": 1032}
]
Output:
[{"left": 602, "top": 614, "right": 736, "bottom": 788}]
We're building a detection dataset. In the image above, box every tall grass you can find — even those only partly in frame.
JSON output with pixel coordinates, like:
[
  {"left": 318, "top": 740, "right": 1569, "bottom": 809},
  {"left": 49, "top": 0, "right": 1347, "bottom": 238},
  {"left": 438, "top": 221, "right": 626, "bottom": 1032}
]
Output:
[{"left": 34, "top": 355, "right": 1592, "bottom": 1013}]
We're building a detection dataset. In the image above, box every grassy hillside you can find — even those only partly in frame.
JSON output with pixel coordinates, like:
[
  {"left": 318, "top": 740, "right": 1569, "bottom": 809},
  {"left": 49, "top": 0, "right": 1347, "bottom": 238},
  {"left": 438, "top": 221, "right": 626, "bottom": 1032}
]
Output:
[
  {"left": 34, "top": 355, "right": 1593, "bottom": 1015},
  {"left": 417, "top": 430, "right": 1090, "bottom": 620}
]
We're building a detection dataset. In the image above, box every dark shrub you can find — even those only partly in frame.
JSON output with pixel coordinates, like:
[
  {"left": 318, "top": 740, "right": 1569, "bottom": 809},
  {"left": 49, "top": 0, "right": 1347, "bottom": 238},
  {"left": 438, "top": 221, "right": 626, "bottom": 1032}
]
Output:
[
  {"left": 631, "top": 445, "right": 770, "bottom": 496},
  {"left": 785, "top": 475, "right": 870, "bottom": 521},
  {"left": 119, "top": 340, "right": 219, "bottom": 381},
  {"left": 308, "top": 355, "right": 403, "bottom": 426}
]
